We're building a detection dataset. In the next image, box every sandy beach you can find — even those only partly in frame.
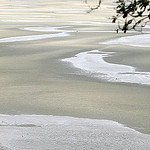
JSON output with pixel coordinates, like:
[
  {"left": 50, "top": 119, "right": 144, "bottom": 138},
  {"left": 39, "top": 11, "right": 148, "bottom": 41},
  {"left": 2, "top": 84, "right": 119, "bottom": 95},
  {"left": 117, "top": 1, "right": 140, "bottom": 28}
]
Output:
[{"left": 0, "top": 0, "right": 150, "bottom": 149}]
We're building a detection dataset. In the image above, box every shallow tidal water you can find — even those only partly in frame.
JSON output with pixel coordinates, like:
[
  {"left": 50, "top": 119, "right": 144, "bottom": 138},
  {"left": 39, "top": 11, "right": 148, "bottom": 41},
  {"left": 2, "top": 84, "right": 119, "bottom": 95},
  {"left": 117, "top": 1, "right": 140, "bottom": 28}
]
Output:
[{"left": 0, "top": 0, "right": 150, "bottom": 149}]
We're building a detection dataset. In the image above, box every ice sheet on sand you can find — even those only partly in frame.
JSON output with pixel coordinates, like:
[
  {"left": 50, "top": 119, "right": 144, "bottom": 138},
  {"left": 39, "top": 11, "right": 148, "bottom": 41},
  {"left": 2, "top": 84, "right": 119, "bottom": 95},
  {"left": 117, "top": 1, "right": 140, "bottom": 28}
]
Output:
[
  {"left": 0, "top": 32, "right": 69, "bottom": 43},
  {"left": 62, "top": 50, "right": 150, "bottom": 85},
  {"left": 0, "top": 114, "right": 150, "bottom": 150},
  {"left": 21, "top": 26, "right": 70, "bottom": 32},
  {"left": 100, "top": 34, "right": 150, "bottom": 47}
]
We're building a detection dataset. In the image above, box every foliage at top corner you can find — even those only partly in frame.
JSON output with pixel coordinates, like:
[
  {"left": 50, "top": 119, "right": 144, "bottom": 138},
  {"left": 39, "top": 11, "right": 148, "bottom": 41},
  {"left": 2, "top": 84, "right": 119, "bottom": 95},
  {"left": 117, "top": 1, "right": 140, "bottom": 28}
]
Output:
[{"left": 85, "top": 0, "right": 150, "bottom": 33}]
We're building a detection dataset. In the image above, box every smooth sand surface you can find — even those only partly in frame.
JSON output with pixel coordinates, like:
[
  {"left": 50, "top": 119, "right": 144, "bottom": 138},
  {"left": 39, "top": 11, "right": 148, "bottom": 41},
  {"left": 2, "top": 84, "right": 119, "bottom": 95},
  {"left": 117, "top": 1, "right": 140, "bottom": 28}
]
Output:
[{"left": 0, "top": 0, "right": 150, "bottom": 149}]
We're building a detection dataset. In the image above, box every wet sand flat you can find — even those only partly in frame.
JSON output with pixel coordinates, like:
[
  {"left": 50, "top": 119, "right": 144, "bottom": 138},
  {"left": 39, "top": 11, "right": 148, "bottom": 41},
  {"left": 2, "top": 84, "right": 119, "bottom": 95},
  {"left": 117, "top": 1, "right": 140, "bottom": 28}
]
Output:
[{"left": 0, "top": 0, "right": 150, "bottom": 149}]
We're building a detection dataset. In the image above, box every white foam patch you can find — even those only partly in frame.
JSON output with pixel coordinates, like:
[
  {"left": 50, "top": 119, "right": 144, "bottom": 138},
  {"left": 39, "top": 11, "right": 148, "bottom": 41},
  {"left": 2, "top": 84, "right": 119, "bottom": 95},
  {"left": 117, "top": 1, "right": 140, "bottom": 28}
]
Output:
[
  {"left": 62, "top": 50, "right": 150, "bottom": 85},
  {"left": 0, "top": 114, "right": 149, "bottom": 150},
  {"left": 0, "top": 32, "right": 69, "bottom": 43},
  {"left": 100, "top": 34, "right": 150, "bottom": 47}
]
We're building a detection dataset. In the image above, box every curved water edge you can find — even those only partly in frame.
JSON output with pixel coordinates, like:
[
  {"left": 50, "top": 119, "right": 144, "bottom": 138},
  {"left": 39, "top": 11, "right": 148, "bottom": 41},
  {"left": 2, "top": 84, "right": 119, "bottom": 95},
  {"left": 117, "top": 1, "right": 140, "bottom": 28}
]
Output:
[
  {"left": 0, "top": 114, "right": 149, "bottom": 150},
  {"left": 1, "top": 24, "right": 149, "bottom": 84},
  {"left": 0, "top": 32, "right": 70, "bottom": 43},
  {"left": 62, "top": 50, "right": 150, "bottom": 85},
  {"left": 20, "top": 26, "right": 71, "bottom": 32}
]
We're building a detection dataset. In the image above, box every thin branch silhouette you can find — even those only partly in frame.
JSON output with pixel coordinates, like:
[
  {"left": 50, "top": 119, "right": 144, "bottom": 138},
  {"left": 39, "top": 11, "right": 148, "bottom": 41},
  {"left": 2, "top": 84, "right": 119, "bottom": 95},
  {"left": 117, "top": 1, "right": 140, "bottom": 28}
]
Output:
[{"left": 85, "top": 0, "right": 150, "bottom": 32}]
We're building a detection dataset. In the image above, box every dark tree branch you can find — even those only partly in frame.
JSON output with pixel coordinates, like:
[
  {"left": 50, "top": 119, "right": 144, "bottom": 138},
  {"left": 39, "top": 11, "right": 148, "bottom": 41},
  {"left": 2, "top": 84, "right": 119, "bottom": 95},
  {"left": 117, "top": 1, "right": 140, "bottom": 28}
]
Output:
[
  {"left": 85, "top": 0, "right": 150, "bottom": 32},
  {"left": 85, "top": 0, "right": 102, "bottom": 13}
]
